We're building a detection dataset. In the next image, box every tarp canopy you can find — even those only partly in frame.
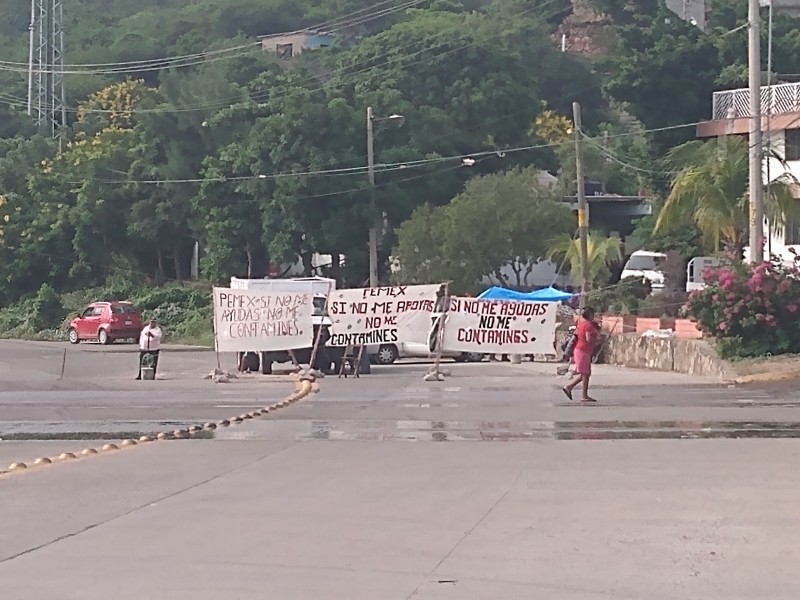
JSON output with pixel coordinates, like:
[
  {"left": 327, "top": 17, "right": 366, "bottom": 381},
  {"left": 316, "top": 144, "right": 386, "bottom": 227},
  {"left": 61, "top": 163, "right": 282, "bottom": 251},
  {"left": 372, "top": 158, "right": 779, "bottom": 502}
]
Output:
[{"left": 477, "top": 286, "right": 575, "bottom": 302}]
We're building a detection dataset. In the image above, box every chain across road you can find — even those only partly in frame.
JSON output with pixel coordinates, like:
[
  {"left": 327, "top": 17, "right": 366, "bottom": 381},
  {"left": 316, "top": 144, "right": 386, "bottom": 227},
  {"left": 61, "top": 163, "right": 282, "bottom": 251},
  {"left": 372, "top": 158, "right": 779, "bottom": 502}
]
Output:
[{"left": 0, "top": 372, "right": 319, "bottom": 476}]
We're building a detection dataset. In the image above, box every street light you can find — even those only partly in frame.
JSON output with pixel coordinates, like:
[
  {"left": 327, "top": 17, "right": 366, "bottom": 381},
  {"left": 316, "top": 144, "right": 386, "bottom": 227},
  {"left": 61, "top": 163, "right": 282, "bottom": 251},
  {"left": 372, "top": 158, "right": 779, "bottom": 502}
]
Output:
[{"left": 366, "top": 106, "right": 404, "bottom": 288}]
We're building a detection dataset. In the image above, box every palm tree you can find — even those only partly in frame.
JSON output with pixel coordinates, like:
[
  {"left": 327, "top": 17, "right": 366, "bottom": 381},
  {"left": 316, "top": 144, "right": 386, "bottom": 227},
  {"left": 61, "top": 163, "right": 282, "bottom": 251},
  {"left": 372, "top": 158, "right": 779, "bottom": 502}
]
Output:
[
  {"left": 547, "top": 231, "right": 623, "bottom": 288},
  {"left": 655, "top": 136, "right": 798, "bottom": 254}
]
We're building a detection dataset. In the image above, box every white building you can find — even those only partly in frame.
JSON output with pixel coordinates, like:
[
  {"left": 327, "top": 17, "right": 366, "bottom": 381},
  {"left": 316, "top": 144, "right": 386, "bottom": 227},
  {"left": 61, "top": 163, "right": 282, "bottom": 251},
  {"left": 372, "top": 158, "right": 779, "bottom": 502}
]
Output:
[
  {"left": 258, "top": 31, "right": 334, "bottom": 59},
  {"left": 767, "top": 0, "right": 800, "bottom": 18},
  {"left": 665, "top": 0, "right": 706, "bottom": 30},
  {"left": 696, "top": 82, "right": 800, "bottom": 265}
]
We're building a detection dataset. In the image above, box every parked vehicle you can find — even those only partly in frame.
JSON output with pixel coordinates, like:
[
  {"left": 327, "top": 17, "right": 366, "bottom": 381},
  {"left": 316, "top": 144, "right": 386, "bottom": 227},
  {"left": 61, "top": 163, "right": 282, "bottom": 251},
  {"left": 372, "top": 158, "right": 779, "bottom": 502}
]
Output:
[
  {"left": 620, "top": 250, "right": 666, "bottom": 293},
  {"left": 372, "top": 311, "right": 483, "bottom": 365},
  {"left": 68, "top": 301, "right": 143, "bottom": 345},
  {"left": 686, "top": 256, "right": 722, "bottom": 292},
  {"left": 371, "top": 341, "right": 484, "bottom": 365}
]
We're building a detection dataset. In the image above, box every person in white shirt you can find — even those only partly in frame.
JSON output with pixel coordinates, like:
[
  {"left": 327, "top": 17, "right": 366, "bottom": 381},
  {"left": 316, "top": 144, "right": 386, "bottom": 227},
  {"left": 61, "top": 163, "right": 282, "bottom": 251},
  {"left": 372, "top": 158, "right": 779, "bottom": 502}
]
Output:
[{"left": 135, "top": 318, "right": 163, "bottom": 380}]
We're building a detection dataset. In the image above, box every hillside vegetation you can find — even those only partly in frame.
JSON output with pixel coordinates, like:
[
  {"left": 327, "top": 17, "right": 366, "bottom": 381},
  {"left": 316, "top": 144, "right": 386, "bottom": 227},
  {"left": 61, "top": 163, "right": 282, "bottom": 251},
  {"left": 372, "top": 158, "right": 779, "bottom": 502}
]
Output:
[{"left": 0, "top": 0, "right": 799, "bottom": 346}]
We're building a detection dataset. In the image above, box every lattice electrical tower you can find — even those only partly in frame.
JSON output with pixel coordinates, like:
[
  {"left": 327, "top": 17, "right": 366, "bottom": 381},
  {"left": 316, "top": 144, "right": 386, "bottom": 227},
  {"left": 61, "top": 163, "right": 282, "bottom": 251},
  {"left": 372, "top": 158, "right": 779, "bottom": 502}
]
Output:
[{"left": 27, "top": 0, "right": 67, "bottom": 138}]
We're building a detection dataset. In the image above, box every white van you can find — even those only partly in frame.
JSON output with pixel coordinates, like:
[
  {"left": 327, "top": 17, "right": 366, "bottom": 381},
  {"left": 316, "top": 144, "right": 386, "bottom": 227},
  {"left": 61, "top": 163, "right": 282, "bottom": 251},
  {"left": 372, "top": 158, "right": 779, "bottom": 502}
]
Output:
[
  {"left": 686, "top": 256, "right": 723, "bottom": 292},
  {"left": 620, "top": 250, "right": 666, "bottom": 293}
]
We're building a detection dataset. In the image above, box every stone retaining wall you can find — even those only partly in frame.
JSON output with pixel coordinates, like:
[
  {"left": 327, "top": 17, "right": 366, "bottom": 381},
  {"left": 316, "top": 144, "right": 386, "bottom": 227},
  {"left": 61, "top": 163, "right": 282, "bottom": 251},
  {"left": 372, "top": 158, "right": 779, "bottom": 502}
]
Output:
[{"left": 602, "top": 334, "right": 733, "bottom": 380}]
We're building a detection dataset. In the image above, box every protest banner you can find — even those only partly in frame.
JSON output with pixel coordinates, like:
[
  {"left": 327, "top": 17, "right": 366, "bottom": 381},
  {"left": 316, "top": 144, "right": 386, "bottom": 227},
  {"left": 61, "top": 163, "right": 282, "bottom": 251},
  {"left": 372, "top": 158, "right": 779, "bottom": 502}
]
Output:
[
  {"left": 441, "top": 297, "right": 559, "bottom": 355},
  {"left": 212, "top": 287, "right": 313, "bottom": 352},
  {"left": 327, "top": 284, "right": 443, "bottom": 347}
]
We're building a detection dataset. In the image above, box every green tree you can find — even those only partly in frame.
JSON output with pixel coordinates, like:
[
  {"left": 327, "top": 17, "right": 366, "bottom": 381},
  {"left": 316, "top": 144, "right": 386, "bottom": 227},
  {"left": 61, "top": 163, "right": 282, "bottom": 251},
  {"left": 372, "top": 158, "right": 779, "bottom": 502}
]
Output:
[
  {"left": 58, "top": 126, "right": 149, "bottom": 284},
  {"left": 393, "top": 167, "right": 574, "bottom": 292},
  {"left": 197, "top": 67, "right": 370, "bottom": 280},
  {"left": 596, "top": 3, "right": 721, "bottom": 153},
  {"left": 655, "top": 136, "right": 798, "bottom": 254},
  {"left": 547, "top": 231, "right": 623, "bottom": 287},
  {"left": 0, "top": 0, "right": 625, "bottom": 300},
  {"left": 195, "top": 160, "right": 268, "bottom": 283},
  {"left": 630, "top": 197, "right": 705, "bottom": 260},
  {"left": 586, "top": 0, "right": 660, "bottom": 24},
  {"left": 325, "top": 4, "right": 606, "bottom": 280},
  {"left": 0, "top": 135, "right": 74, "bottom": 303},
  {"left": 127, "top": 48, "right": 263, "bottom": 282}
]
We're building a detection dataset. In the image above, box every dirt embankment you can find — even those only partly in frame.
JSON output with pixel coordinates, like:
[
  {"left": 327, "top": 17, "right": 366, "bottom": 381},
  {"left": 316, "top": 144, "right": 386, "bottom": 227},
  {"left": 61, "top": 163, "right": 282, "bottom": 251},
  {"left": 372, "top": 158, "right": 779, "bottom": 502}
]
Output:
[{"left": 733, "top": 354, "right": 800, "bottom": 384}]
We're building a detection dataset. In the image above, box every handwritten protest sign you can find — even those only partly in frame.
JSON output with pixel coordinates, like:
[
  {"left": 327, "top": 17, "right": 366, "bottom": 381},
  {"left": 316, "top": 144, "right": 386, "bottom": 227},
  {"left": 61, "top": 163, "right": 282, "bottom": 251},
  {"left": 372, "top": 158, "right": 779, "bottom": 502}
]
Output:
[
  {"left": 212, "top": 287, "right": 313, "bottom": 352},
  {"left": 328, "top": 284, "right": 442, "bottom": 346},
  {"left": 441, "top": 297, "right": 559, "bottom": 355}
]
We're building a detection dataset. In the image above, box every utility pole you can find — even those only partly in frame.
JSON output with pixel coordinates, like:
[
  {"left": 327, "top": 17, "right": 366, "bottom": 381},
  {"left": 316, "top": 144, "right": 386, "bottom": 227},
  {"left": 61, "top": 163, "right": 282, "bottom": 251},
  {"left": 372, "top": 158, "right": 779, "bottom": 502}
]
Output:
[
  {"left": 766, "top": 0, "right": 774, "bottom": 258},
  {"left": 601, "top": 130, "right": 609, "bottom": 194},
  {"left": 366, "top": 106, "right": 378, "bottom": 288},
  {"left": 572, "top": 102, "right": 590, "bottom": 310},
  {"left": 748, "top": 0, "right": 764, "bottom": 263}
]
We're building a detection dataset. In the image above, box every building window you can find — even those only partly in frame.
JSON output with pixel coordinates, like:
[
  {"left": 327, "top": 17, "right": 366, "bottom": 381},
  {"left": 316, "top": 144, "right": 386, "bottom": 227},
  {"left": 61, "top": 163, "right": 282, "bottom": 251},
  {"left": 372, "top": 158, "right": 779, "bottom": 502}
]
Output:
[
  {"left": 784, "top": 129, "right": 800, "bottom": 161},
  {"left": 786, "top": 210, "right": 800, "bottom": 245}
]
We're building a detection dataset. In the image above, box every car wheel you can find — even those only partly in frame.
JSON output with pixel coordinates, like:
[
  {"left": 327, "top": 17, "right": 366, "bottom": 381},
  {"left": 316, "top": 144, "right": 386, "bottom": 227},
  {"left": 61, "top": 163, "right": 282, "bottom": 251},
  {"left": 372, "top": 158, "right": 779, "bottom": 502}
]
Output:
[
  {"left": 466, "top": 353, "right": 484, "bottom": 362},
  {"left": 68, "top": 328, "right": 79, "bottom": 344},
  {"left": 98, "top": 329, "right": 110, "bottom": 345},
  {"left": 453, "top": 353, "right": 469, "bottom": 363},
  {"left": 376, "top": 344, "right": 399, "bottom": 365}
]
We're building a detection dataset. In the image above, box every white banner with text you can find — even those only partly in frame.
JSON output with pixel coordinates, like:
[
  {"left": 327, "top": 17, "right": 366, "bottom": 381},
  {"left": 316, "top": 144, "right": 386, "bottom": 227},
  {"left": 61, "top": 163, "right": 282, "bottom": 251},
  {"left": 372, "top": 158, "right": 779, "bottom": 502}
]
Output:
[
  {"left": 212, "top": 287, "right": 314, "bottom": 352},
  {"left": 441, "top": 298, "right": 559, "bottom": 355},
  {"left": 327, "top": 284, "right": 443, "bottom": 347}
]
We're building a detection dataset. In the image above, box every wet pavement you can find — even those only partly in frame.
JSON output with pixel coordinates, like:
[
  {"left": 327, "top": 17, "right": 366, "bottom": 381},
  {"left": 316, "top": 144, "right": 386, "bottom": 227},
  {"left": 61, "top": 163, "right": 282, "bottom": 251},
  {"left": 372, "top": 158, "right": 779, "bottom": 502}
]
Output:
[
  {"left": 0, "top": 340, "right": 293, "bottom": 437},
  {"left": 213, "top": 418, "right": 800, "bottom": 442},
  {"left": 1, "top": 338, "right": 799, "bottom": 442},
  {"left": 3, "top": 340, "right": 800, "bottom": 598}
]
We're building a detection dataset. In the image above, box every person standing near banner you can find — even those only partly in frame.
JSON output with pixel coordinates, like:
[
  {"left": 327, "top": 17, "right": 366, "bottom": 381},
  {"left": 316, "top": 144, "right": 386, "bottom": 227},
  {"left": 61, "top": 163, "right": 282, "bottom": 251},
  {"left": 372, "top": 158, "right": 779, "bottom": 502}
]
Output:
[
  {"left": 135, "top": 318, "right": 163, "bottom": 380},
  {"left": 561, "top": 306, "right": 599, "bottom": 403}
]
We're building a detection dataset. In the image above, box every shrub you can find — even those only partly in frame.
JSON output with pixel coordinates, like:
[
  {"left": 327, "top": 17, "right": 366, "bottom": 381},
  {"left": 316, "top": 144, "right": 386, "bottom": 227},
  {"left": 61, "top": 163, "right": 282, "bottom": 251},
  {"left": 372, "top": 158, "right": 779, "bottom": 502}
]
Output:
[
  {"left": 0, "top": 294, "right": 65, "bottom": 341},
  {"left": 587, "top": 276, "right": 652, "bottom": 314},
  {"left": 133, "top": 286, "right": 210, "bottom": 312},
  {"left": 685, "top": 254, "right": 800, "bottom": 359},
  {"left": 0, "top": 282, "right": 215, "bottom": 345},
  {"left": 31, "top": 284, "right": 65, "bottom": 330},
  {"left": 131, "top": 286, "right": 212, "bottom": 342},
  {"left": 0, "top": 297, "right": 37, "bottom": 332}
]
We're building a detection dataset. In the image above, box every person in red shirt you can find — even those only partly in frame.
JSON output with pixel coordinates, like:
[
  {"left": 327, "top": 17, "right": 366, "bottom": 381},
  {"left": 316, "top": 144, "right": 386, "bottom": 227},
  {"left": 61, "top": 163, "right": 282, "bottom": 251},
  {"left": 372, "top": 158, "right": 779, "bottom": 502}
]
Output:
[{"left": 562, "top": 306, "right": 600, "bottom": 403}]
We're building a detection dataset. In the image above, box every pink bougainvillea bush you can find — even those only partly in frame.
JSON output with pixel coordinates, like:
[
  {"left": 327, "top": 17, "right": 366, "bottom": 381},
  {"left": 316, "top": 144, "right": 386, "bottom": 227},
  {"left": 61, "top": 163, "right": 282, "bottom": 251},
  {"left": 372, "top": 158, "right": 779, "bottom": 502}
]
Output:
[{"left": 685, "top": 251, "right": 800, "bottom": 359}]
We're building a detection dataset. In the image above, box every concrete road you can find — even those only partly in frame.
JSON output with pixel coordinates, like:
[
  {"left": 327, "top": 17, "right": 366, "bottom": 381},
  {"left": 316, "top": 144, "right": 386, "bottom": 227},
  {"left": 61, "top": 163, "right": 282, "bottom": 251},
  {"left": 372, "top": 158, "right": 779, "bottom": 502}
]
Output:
[
  {"left": 0, "top": 339, "right": 294, "bottom": 431},
  {"left": 1, "top": 340, "right": 800, "bottom": 598}
]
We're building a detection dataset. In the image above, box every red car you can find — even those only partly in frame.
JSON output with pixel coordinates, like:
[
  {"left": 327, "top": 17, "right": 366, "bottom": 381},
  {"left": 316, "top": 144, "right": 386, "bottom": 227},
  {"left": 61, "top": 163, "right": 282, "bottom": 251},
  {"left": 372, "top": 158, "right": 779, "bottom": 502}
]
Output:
[{"left": 67, "top": 301, "right": 143, "bottom": 345}]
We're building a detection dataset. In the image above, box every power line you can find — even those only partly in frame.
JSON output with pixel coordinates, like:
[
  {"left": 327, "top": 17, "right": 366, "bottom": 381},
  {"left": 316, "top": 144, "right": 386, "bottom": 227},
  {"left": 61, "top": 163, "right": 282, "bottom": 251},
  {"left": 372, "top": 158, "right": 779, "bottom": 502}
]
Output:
[
  {"left": 582, "top": 135, "right": 677, "bottom": 179},
  {"left": 1, "top": 0, "right": 427, "bottom": 73},
  {"left": 0, "top": 0, "right": 572, "bottom": 115},
  {"left": 69, "top": 120, "right": 704, "bottom": 187}
]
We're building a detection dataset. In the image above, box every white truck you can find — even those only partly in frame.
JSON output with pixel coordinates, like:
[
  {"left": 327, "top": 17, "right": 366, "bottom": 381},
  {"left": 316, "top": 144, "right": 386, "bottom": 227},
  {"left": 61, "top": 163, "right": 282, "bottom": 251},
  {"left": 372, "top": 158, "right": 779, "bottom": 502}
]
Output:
[
  {"left": 620, "top": 250, "right": 667, "bottom": 294},
  {"left": 685, "top": 256, "right": 723, "bottom": 292},
  {"left": 228, "top": 276, "right": 372, "bottom": 374}
]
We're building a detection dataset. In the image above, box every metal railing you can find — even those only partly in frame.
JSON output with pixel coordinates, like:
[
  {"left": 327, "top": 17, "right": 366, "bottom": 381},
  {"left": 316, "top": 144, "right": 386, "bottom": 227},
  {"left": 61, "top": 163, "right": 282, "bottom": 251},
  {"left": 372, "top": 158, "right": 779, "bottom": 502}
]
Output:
[{"left": 712, "top": 82, "right": 800, "bottom": 120}]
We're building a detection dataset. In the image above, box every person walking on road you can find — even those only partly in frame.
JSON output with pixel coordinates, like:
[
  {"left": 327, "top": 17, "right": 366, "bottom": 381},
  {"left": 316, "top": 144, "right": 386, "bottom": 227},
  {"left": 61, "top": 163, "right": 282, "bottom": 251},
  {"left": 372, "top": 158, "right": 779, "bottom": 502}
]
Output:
[
  {"left": 562, "top": 306, "right": 600, "bottom": 403},
  {"left": 135, "top": 318, "right": 162, "bottom": 380}
]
